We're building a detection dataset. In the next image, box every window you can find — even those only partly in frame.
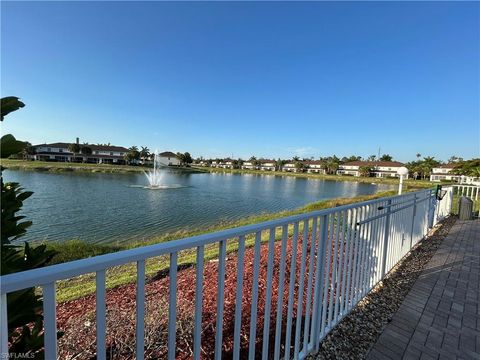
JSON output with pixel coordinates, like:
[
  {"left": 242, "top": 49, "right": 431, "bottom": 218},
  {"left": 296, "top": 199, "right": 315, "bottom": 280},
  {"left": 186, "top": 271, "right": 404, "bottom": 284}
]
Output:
[
  {"left": 47, "top": 148, "right": 51, "bottom": 152},
  {"left": 59, "top": 149, "right": 63, "bottom": 153},
  {"left": 110, "top": 152, "right": 113, "bottom": 156}
]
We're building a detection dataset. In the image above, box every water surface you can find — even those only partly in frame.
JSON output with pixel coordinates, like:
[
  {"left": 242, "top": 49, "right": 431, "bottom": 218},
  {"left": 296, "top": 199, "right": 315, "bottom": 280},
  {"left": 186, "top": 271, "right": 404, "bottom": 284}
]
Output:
[{"left": 4, "top": 170, "right": 393, "bottom": 244}]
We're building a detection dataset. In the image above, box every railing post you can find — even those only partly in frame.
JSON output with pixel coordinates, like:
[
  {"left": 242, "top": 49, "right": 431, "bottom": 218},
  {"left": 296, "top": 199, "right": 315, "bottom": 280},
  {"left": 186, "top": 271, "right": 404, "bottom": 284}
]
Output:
[
  {"left": 1, "top": 293, "right": 8, "bottom": 358},
  {"left": 409, "top": 193, "right": 417, "bottom": 249},
  {"left": 380, "top": 199, "right": 392, "bottom": 278}
]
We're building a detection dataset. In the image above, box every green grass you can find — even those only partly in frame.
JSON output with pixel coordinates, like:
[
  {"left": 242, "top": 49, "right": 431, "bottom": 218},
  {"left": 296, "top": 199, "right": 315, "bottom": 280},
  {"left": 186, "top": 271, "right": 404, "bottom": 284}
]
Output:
[{"left": 47, "top": 190, "right": 401, "bottom": 302}]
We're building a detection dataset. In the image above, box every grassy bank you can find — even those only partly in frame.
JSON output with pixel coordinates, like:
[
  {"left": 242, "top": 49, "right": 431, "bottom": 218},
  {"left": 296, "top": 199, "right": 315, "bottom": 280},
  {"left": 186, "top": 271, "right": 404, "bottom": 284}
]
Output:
[
  {"left": 46, "top": 190, "right": 403, "bottom": 302},
  {"left": 1, "top": 159, "right": 205, "bottom": 174},
  {"left": 196, "top": 166, "right": 434, "bottom": 189}
]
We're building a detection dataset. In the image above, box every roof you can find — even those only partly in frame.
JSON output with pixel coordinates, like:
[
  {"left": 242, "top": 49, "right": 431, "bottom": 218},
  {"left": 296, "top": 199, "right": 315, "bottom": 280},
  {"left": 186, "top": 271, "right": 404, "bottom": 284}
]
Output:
[
  {"left": 436, "top": 163, "right": 459, "bottom": 169},
  {"left": 33, "top": 142, "right": 128, "bottom": 152},
  {"left": 260, "top": 159, "right": 276, "bottom": 163},
  {"left": 159, "top": 151, "right": 178, "bottom": 158},
  {"left": 342, "top": 161, "right": 404, "bottom": 167}
]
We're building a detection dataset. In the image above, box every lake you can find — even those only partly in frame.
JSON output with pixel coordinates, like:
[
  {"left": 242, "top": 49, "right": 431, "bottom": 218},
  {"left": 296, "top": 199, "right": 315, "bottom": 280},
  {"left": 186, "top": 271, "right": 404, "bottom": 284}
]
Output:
[{"left": 3, "top": 169, "right": 393, "bottom": 245}]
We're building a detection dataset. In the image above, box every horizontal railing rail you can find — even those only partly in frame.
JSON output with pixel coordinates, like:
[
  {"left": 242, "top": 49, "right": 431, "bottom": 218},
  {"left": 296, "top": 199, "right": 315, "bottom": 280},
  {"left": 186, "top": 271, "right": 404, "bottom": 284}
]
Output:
[{"left": 1, "top": 188, "right": 452, "bottom": 360}]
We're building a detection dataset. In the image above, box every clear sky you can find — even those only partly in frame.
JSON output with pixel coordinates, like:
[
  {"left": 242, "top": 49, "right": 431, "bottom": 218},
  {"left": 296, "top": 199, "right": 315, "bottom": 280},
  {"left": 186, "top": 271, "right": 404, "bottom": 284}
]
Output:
[{"left": 1, "top": 1, "right": 479, "bottom": 162}]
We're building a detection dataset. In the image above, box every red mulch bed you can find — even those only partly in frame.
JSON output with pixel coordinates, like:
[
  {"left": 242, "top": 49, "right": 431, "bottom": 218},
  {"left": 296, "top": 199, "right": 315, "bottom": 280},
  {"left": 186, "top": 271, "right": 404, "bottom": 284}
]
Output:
[{"left": 56, "top": 234, "right": 326, "bottom": 359}]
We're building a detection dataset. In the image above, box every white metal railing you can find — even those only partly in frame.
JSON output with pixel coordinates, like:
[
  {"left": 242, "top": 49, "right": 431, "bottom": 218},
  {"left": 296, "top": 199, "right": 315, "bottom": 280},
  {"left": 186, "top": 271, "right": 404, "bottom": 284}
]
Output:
[
  {"left": 453, "top": 184, "right": 480, "bottom": 201},
  {"left": 1, "top": 188, "right": 452, "bottom": 360},
  {"left": 452, "top": 184, "right": 479, "bottom": 216}
]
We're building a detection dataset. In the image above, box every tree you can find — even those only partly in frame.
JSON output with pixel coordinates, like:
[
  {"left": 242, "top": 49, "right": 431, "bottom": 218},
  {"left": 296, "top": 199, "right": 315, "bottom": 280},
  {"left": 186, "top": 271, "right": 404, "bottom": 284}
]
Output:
[
  {"left": 416, "top": 153, "right": 422, "bottom": 159},
  {"left": 21, "top": 142, "right": 35, "bottom": 160},
  {"left": 379, "top": 154, "right": 393, "bottom": 162},
  {"left": 183, "top": 152, "right": 193, "bottom": 165},
  {"left": 451, "top": 159, "right": 480, "bottom": 177},
  {"left": 0, "top": 98, "right": 27, "bottom": 158},
  {"left": 140, "top": 146, "right": 150, "bottom": 163},
  {"left": 359, "top": 166, "right": 372, "bottom": 177},
  {"left": 367, "top": 155, "right": 377, "bottom": 161},
  {"left": 1, "top": 96, "right": 25, "bottom": 121},
  {"left": 80, "top": 146, "right": 92, "bottom": 162},
  {"left": 68, "top": 143, "right": 81, "bottom": 161},
  {"left": 275, "top": 158, "right": 285, "bottom": 171},
  {"left": 294, "top": 161, "right": 305, "bottom": 172},
  {"left": 1, "top": 97, "right": 61, "bottom": 357},
  {"left": 448, "top": 155, "right": 464, "bottom": 163}
]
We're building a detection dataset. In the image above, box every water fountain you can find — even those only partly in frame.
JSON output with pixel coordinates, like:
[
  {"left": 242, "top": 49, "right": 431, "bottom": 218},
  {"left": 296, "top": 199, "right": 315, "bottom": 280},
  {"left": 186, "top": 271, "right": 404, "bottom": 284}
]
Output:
[{"left": 144, "top": 151, "right": 169, "bottom": 189}]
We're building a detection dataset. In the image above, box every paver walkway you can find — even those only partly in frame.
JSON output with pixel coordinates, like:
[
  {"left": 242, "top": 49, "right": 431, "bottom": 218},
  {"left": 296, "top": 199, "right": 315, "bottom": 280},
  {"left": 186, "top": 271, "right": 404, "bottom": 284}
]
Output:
[{"left": 367, "top": 219, "right": 480, "bottom": 360}]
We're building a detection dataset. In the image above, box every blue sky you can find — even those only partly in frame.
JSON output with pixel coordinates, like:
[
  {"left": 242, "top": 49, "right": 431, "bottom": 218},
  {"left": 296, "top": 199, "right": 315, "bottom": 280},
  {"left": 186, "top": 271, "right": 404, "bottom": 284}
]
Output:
[{"left": 1, "top": 1, "right": 479, "bottom": 162}]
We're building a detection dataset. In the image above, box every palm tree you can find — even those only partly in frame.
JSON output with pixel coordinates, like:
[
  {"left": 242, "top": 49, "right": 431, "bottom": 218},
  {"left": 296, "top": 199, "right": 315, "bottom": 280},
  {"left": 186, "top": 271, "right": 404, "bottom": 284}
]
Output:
[
  {"left": 68, "top": 143, "right": 81, "bottom": 162},
  {"left": 140, "top": 146, "right": 150, "bottom": 163},
  {"left": 416, "top": 153, "right": 421, "bottom": 159},
  {"left": 359, "top": 166, "right": 372, "bottom": 177}
]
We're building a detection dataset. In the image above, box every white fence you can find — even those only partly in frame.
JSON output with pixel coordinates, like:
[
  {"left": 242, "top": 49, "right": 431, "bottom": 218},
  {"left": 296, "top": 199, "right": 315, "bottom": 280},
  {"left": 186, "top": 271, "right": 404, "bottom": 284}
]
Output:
[
  {"left": 451, "top": 185, "right": 479, "bottom": 217},
  {"left": 1, "top": 188, "right": 452, "bottom": 360}
]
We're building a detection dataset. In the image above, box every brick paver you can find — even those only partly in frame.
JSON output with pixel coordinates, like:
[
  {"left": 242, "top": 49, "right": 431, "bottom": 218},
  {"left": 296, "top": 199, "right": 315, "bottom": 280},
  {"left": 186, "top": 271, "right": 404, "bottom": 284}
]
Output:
[{"left": 367, "top": 219, "right": 480, "bottom": 360}]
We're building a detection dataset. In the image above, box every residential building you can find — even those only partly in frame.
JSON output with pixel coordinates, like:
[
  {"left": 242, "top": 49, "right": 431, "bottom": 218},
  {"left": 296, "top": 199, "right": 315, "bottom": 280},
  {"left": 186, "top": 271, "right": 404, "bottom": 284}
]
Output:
[
  {"left": 282, "top": 162, "right": 298, "bottom": 172},
  {"left": 259, "top": 160, "right": 276, "bottom": 171},
  {"left": 242, "top": 161, "right": 258, "bottom": 170},
  {"left": 305, "top": 160, "right": 326, "bottom": 174},
  {"left": 158, "top": 151, "right": 181, "bottom": 166},
  {"left": 216, "top": 158, "right": 234, "bottom": 169},
  {"left": 31, "top": 141, "right": 128, "bottom": 164},
  {"left": 337, "top": 161, "right": 406, "bottom": 178}
]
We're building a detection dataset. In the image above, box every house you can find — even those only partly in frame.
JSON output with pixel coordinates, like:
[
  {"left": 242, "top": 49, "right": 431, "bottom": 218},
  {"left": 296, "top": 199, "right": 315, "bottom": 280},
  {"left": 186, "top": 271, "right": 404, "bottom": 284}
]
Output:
[
  {"left": 337, "top": 161, "right": 406, "bottom": 178},
  {"left": 217, "top": 159, "right": 234, "bottom": 169},
  {"left": 242, "top": 161, "right": 258, "bottom": 170},
  {"left": 31, "top": 140, "right": 128, "bottom": 164},
  {"left": 429, "top": 164, "right": 478, "bottom": 183},
  {"left": 305, "top": 160, "right": 326, "bottom": 174},
  {"left": 282, "top": 162, "right": 297, "bottom": 172},
  {"left": 259, "top": 160, "right": 276, "bottom": 171},
  {"left": 158, "top": 151, "right": 181, "bottom": 166}
]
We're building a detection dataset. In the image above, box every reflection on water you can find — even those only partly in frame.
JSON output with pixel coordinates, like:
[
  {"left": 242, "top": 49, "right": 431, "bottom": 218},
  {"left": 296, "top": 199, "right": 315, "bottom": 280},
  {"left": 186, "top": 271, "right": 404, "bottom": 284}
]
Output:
[{"left": 4, "top": 170, "right": 393, "bottom": 245}]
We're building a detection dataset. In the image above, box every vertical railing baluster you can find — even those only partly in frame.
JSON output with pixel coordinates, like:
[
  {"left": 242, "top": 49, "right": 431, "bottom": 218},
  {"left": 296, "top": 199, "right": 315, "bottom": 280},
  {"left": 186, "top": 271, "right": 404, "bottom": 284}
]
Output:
[
  {"left": 320, "top": 214, "right": 333, "bottom": 337},
  {"left": 312, "top": 215, "right": 328, "bottom": 351},
  {"left": 215, "top": 240, "right": 227, "bottom": 360},
  {"left": 302, "top": 217, "right": 318, "bottom": 353},
  {"left": 284, "top": 222, "right": 299, "bottom": 360},
  {"left": 194, "top": 245, "right": 204, "bottom": 360},
  {"left": 96, "top": 270, "right": 107, "bottom": 360},
  {"left": 233, "top": 236, "right": 246, "bottom": 360},
  {"left": 43, "top": 282, "right": 57, "bottom": 360},
  {"left": 262, "top": 228, "right": 277, "bottom": 359},
  {"left": 346, "top": 208, "right": 358, "bottom": 312},
  {"left": 294, "top": 220, "right": 309, "bottom": 358},
  {"left": 0, "top": 293, "right": 8, "bottom": 357},
  {"left": 340, "top": 209, "right": 352, "bottom": 314},
  {"left": 136, "top": 260, "right": 146, "bottom": 360},
  {"left": 327, "top": 212, "right": 339, "bottom": 327},
  {"left": 380, "top": 199, "right": 392, "bottom": 278},
  {"left": 334, "top": 211, "right": 345, "bottom": 321},
  {"left": 273, "top": 225, "right": 289, "bottom": 360},
  {"left": 168, "top": 252, "right": 178, "bottom": 360},
  {"left": 248, "top": 231, "right": 263, "bottom": 359},
  {"left": 356, "top": 206, "right": 368, "bottom": 302}
]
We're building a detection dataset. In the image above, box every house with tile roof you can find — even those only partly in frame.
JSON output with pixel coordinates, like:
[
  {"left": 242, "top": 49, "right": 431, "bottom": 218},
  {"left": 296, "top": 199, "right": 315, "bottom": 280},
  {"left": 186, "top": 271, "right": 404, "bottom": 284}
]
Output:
[{"left": 337, "top": 161, "right": 406, "bottom": 178}]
